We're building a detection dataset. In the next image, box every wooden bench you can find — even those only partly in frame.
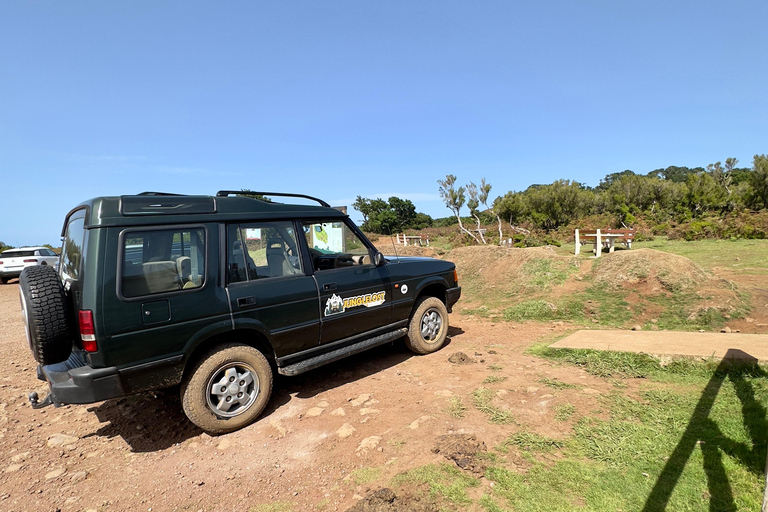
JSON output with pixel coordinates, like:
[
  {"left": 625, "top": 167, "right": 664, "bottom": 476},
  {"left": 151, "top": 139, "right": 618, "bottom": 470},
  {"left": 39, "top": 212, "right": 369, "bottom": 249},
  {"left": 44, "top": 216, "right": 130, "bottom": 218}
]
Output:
[
  {"left": 396, "top": 233, "right": 429, "bottom": 247},
  {"left": 574, "top": 228, "right": 635, "bottom": 257}
]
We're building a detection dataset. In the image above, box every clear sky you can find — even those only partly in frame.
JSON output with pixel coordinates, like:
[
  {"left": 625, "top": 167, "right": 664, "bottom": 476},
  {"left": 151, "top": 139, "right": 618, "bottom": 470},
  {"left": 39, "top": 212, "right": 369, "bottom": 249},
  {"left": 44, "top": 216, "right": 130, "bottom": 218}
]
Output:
[{"left": 2, "top": 1, "right": 766, "bottom": 246}]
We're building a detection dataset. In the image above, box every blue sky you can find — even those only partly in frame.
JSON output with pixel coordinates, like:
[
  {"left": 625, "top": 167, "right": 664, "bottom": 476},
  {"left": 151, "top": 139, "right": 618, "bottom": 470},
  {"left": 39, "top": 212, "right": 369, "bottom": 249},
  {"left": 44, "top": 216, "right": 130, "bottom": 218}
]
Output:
[{"left": 2, "top": 1, "right": 766, "bottom": 246}]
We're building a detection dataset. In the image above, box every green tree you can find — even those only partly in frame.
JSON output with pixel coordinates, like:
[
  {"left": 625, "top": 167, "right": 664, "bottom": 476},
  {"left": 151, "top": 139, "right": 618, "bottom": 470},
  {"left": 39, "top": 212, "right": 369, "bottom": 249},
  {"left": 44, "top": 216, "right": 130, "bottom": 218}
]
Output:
[
  {"left": 0, "top": 241, "right": 12, "bottom": 253},
  {"left": 746, "top": 154, "right": 768, "bottom": 210},
  {"left": 478, "top": 178, "right": 503, "bottom": 242},
  {"left": 494, "top": 191, "right": 526, "bottom": 227},
  {"left": 466, "top": 182, "right": 487, "bottom": 244},
  {"left": 438, "top": 175, "right": 481, "bottom": 243},
  {"left": 352, "top": 196, "right": 430, "bottom": 234},
  {"left": 525, "top": 180, "right": 593, "bottom": 230},
  {"left": 685, "top": 172, "right": 727, "bottom": 215}
]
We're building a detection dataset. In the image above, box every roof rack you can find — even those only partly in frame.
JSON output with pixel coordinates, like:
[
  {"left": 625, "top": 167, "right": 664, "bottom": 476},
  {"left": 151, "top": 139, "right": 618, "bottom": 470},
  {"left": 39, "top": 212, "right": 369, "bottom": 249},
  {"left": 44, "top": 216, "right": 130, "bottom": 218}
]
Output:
[
  {"left": 216, "top": 190, "right": 330, "bottom": 208},
  {"left": 137, "top": 191, "right": 185, "bottom": 196}
]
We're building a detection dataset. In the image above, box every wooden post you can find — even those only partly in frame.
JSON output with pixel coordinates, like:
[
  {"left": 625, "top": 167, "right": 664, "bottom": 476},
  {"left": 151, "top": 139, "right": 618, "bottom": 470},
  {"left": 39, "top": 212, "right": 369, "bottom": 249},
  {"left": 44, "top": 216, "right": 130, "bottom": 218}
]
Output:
[
  {"left": 594, "top": 229, "right": 602, "bottom": 258},
  {"left": 574, "top": 229, "right": 580, "bottom": 255}
]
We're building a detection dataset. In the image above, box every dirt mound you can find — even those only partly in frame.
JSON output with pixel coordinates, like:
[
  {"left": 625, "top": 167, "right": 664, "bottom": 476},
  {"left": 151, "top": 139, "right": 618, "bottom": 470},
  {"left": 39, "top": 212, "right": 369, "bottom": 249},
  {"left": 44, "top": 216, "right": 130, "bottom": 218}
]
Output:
[
  {"left": 448, "top": 245, "right": 560, "bottom": 285},
  {"left": 448, "top": 352, "right": 476, "bottom": 364},
  {"left": 432, "top": 433, "right": 488, "bottom": 475},
  {"left": 591, "top": 249, "right": 711, "bottom": 293},
  {"left": 345, "top": 488, "right": 438, "bottom": 512}
]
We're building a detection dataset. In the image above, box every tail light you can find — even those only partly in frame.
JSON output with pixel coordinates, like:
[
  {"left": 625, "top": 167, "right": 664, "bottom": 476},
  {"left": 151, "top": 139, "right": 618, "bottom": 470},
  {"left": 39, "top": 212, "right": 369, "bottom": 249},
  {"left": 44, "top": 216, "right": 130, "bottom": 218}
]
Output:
[
  {"left": 24, "top": 259, "right": 38, "bottom": 263},
  {"left": 0, "top": 261, "right": 3, "bottom": 265},
  {"left": 78, "top": 310, "right": 98, "bottom": 352}
]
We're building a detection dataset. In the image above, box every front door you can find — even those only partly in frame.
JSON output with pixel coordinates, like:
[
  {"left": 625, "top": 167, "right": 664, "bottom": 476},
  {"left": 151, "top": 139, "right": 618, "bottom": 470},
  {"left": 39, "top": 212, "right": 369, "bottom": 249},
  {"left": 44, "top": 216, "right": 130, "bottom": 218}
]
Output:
[
  {"left": 224, "top": 221, "right": 320, "bottom": 358},
  {"left": 301, "top": 220, "right": 392, "bottom": 344}
]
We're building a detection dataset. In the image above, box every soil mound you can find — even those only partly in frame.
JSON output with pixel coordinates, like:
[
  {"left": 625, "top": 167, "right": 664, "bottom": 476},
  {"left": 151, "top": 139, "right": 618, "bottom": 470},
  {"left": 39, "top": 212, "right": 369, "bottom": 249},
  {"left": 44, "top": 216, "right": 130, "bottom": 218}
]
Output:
[
  {"left": 432, "top": 433, "right": 488, "bottom": 475},
  {"left": 448, "top": 245, "right": 560, "bottom": 285},
  {"left": 345, "top": 488, "right": 438, "bottom": 512},
  {"left": 591, "top": 249, "right": 711, "bottom": 293}
]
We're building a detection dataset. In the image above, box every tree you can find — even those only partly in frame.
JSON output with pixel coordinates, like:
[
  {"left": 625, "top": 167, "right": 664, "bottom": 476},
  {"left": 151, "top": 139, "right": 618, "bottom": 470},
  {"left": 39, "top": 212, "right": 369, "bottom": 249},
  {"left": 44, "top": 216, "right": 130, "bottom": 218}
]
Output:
[
  {"left": 685, "top": 172, "right": 727, "bottom": 214},
  {"left": 524, "top": 180, "right": 593, "bottom": 230},
  {"left": 437, "top": 175, "right": 480, "bottom": 243},
  {"left": 746, "top": 154, "right": 768, "bottom": 210},
  {"left": 352, "top": 196, "right": 429, "bottom": 234},
  {"left": 466, "top": 182, "right": 486, "bottom": 244},
  {"left": 0, "top": 241, "right": 12, "bottom": 253},
  {"left": 237, "top": 189, "right": 272, "bottom": 202},
  {"left": 478, "top": 178, "right": 503, "bottom": 242}
]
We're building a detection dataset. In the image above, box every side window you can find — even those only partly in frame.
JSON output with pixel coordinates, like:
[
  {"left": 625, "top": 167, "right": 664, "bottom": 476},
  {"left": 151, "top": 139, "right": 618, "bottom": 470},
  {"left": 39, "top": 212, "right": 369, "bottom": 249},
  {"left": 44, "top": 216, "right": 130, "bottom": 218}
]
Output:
[
  {"left": 61, "top": 213, "right": 86, "bottom": 283},
  {"left": 302, "top": 220, "right": 372, "bottom": 271},
  {"left": 227, "top": 221, "right": 302, "bottom": 284},
  {"left": 121, "top": 227, "right": 205, "bottom": 298}
]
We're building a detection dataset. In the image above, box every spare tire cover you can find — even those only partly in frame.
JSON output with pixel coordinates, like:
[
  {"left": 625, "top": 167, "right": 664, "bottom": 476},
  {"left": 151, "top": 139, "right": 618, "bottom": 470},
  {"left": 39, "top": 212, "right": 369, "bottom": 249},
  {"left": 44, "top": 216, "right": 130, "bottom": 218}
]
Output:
[{"left": 19, "top": 265, "right": 73, "bottom": 365}]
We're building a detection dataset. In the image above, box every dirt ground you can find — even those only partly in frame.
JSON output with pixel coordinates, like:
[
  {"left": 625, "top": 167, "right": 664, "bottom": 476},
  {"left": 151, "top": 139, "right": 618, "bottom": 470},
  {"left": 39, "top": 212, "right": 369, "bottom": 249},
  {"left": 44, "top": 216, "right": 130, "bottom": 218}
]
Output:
[
  {"left": 0, "top": 283, "right": 606, "bottom": 512},
  {"left": 1, "top": 256, "right": 766, "bottom": 512}
]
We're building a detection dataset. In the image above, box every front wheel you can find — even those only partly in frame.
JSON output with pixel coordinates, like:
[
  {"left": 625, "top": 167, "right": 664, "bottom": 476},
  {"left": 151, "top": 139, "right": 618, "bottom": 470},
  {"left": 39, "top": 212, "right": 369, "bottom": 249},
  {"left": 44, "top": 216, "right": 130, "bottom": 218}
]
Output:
[
  {"left": 181, "top": 343, "right": 273, "bottom": 434},
  {"left": 405, "top": 296, "right": 449, "bottom": 355}
]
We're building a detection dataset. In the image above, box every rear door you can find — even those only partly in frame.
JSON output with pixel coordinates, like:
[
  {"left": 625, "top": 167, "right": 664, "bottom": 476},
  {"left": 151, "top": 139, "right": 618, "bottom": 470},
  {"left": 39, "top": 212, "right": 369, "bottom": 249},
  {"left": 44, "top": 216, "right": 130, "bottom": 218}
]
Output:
[{"left": 301, "top": 219, "right": 392, "bottom": 344}]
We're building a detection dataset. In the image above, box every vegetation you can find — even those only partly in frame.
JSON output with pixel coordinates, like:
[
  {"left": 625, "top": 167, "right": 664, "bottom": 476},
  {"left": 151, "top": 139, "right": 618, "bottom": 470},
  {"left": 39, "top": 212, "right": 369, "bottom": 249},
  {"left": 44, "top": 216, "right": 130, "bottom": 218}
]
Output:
[
  {"left": 352, "top": 196, "right": 432, "bottom": 234},
  {"left": 433, "top": 154, "right": 768, "bottom": 244}
]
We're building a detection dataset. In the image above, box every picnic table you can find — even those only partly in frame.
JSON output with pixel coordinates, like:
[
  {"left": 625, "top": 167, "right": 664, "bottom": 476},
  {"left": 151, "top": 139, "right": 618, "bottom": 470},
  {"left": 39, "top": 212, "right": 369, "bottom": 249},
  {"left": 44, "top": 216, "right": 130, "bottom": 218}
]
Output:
[
  {"left": 574, "top": 228, "right": 635, "bottom": 258},
  {"left": 396, "top": 233, "right": 429, "bottom": 247}
]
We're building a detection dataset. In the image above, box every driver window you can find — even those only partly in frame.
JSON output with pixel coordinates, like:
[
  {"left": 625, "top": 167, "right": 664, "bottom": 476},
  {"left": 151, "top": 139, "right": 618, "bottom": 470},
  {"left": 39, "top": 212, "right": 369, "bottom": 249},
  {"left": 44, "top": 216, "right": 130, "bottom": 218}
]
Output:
[
  {"left": 227, "top": 221, "right": 302, "bottom": 283},
  {"left": 302, "top": 221, "right": 372, "bottom": 271}
]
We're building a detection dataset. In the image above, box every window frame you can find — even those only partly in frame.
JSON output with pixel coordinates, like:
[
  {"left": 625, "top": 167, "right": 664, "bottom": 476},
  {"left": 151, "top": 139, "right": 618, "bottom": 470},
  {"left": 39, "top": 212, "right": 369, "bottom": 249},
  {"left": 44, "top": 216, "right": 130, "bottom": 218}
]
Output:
[
  {"left": 299, "top": 218, "right": 377, "bottom": 274},
  {"left": 116, "top": 223, "right": 209, "bottom": 301}
]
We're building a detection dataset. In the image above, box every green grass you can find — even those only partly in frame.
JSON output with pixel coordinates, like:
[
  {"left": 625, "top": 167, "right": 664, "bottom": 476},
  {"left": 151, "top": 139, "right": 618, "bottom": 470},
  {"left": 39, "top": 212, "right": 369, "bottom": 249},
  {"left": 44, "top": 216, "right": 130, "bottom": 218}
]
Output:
[
  {"left": 640, "top": 238, "right": 768, "bottom": 276},
  {"left": 554, "top": 403, "right": 576, "bottom": 421},
  {"left": 488, "top": 364, "right": 504, "bottom": 371},
  {"left": 349, "top": 467, "right": 381, "bottom": 485},
  {"left": 396, "top": 348, "right": 768, "bottom": 511},
  {"left": 483, "top": 375, "right": 508, "bottom": 384},
  {"left": 520, "top": 258, "right": 575, "bottom": 289},
  {"left": 250, "top": 504, "right": 292, "bottom": 512},
  {"left": 499, "top": 431, "right": 565, "bottom": 452},
  {"left": 392, "top": 463, "right": 480, "bottom": 505},
  {"left": 472, "top": 388, "right": 515, "bottom": 424},
  {"left": 539, "top": 377, "right": 579, "bottom": 389},
  {"left": 447, "top": 397, "right": 467, "bottom": 418}
]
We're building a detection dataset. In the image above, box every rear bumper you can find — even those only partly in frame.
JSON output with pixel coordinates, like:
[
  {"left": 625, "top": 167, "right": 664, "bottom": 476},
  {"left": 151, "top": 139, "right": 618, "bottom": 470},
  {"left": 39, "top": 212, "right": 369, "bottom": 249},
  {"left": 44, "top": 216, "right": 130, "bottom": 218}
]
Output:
[
  {"left": 0, "top": 269, "right": 22, "bottom": 279},
  {"left": 446, "top": 286, "right": 462, "bottom": 313},
  {"left": 41, "top": 363, "right": 124, "bottom": 406}
]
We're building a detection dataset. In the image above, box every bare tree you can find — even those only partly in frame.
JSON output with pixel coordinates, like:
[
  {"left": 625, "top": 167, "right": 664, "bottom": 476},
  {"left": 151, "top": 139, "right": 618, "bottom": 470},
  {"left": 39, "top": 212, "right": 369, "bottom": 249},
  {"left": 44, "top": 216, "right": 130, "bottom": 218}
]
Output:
[
  {"left": 438, "top": 175, "right": 481, "bottom": 243},
  {"left": 466, "top": 182, "right": 487, "bottom": 244}
]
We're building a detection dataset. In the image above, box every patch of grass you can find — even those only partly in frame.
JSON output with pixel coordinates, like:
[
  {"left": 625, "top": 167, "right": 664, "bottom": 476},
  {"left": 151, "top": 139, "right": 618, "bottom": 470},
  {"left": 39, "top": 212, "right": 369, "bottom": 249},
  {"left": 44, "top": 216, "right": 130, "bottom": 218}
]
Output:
[
  {"left": 472, "top": 388, "right": 515, "bottom": 424},
  {"left": 642, "top": 238, "right": 768, "bottom": 276},
  {"left": 539, "top": 377, "right": 579, "bottom": 389},
  {"left": 349, "top": 467, "right": 381, "bottom": 485},
  {"left": 483, "top": 375, "right": 508, "bottom": 384},
  {"left": 488, "top": 364, "right": 503, "bottom": 371},
  {"left": 250, "top": 503, "right": 292, "bottom": 512},
  {"left": 502, "top": 298, "right": 584, "bottom": 322},
  {"left": 554, "top": 403, "right": 576, "bottom": 421},
  {"left": 520, "top": 258, "right": 574, "bottom": 289},
  {"left": 447, "top": 397, "right": 467, "bottom": 419},
  {"left": 499, "top": 431, "right": 565, "bottom": 452},
  {"left": 529, "top": 346, "right": 660, "bottom": 378},
  {"left": 392, "top": 463, "right": 479, "bottom": 505}
]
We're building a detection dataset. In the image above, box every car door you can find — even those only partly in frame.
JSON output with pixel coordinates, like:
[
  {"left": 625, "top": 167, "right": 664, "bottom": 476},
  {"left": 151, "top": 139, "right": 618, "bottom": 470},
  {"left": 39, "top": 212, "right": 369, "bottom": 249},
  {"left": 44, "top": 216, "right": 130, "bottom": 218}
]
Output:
[
  {"left": 301, "top": 219, "right": 392, "bottom": 344},
  {"left": 225, "top": 221, "right": 321, "bottom": 358}
]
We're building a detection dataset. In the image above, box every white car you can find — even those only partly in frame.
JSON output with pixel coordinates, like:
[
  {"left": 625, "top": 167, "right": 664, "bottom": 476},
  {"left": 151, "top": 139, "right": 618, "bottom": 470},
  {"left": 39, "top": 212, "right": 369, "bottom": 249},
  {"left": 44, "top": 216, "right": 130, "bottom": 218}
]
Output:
[{"left": 0, "top": 247, "right": 59, "bottom": 284}]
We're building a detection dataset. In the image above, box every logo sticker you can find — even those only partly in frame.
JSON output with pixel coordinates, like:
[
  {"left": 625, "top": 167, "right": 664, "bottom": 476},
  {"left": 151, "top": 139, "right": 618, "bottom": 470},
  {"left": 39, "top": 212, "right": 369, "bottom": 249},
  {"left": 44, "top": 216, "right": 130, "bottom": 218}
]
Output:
[
  {"left": 401, "top": 284, "right": 408, "bottom": 294},
  {"left": 324, "top": 291, "right": 386, "bottom": 316}
]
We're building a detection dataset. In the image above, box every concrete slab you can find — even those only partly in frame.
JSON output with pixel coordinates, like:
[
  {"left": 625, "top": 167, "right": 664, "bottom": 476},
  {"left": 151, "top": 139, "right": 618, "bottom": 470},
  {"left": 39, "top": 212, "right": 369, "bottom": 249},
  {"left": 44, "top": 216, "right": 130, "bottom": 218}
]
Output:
[{"left": 550, "top": 330, "right": 768, "bottom": 362}]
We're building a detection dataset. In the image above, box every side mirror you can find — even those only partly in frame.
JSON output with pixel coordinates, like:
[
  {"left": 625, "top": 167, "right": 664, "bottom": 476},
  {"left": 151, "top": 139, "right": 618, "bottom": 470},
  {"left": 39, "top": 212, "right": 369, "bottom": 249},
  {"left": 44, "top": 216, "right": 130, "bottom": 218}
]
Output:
[{"left": 374, "top": 251, "right": 385, "bottom": 267}]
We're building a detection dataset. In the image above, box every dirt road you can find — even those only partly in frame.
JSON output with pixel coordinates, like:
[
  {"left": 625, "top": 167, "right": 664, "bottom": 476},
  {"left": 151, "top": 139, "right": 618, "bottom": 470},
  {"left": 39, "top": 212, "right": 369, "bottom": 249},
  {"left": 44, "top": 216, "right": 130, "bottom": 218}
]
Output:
[{"left": 0, "top": 283, "right": 610, "bottom": 512}]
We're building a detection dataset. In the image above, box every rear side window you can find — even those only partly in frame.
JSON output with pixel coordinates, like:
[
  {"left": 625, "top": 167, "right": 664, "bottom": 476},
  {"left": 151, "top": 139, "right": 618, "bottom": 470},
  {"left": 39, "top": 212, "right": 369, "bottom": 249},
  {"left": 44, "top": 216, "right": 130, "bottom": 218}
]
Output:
[
  {"left": 121, "top": 227, "right": 205, "bottom": 298},
  {"left": 61, "top": 212, "right": 86, "bottom": 283},
  {"left": 226, "top": 221, "right": 302, "bottom": 283}
]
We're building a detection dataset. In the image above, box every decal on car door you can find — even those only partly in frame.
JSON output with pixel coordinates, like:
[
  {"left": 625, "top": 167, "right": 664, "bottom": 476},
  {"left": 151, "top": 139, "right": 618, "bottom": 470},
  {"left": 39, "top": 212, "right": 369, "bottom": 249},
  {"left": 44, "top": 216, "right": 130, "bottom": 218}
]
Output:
[{"left": 324, "top": 291, "right": 386, "bottom": 317}]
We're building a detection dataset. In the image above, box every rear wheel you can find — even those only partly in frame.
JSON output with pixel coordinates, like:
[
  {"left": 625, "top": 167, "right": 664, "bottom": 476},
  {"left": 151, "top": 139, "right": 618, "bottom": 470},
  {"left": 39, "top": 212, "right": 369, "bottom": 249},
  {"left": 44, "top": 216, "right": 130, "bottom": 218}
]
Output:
[
  {"left": 181, "top": 343, "right": 273, "bottom": 434},
  {"left": 405, "top": 296, "right": 449, "bottom": 355}
]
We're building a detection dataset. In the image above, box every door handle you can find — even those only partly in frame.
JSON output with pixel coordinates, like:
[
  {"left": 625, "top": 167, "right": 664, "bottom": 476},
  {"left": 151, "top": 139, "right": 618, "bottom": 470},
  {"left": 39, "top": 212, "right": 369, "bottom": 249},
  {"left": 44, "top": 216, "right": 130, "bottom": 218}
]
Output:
[
  {"left": 323, "top": 283, "right": 337, "bottom": 292},
  {"left": 237, "top": 296, "right": 257, "bottom": 308}
]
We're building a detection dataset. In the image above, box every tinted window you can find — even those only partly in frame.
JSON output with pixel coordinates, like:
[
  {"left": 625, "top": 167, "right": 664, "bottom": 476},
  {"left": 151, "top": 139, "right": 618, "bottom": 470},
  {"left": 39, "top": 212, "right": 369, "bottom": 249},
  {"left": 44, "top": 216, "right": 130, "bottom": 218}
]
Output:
[
  {"left": 121, "top": 227, "right": 205, "bottom": 298},
  {"left": 227, "top": 221, "right": 302, "bottom": 283},
  {"left": 1, "top": 250, "right": 35, "bottom": 257}
]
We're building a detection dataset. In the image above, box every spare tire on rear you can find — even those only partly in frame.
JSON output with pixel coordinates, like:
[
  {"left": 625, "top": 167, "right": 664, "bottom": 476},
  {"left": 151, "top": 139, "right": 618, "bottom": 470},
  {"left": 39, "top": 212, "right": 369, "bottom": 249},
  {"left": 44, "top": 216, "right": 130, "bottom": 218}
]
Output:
[{"left": 19, "top": 265, "right": 73, "bottom": 365}]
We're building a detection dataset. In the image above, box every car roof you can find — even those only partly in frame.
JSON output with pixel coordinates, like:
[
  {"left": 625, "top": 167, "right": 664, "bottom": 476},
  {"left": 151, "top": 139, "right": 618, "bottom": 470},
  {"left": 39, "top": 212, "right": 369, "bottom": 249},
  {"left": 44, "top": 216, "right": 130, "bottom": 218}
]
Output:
[
  {"left": 2, "top": 246, "right": 50, "bottom": 252},
  {"left": 65, "top": 192, "right": 348, "bottom": 232}
]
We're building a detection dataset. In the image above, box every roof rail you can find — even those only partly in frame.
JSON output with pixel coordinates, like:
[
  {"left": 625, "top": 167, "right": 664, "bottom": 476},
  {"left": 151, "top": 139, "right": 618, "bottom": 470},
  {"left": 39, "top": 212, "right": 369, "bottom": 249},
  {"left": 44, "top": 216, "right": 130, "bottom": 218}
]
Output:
[
  {"left": 137, "top": 191, "right": 185, "bottom": 196},
  {"left": 216, "top": 190, "right": 330, "bottom": 208}
]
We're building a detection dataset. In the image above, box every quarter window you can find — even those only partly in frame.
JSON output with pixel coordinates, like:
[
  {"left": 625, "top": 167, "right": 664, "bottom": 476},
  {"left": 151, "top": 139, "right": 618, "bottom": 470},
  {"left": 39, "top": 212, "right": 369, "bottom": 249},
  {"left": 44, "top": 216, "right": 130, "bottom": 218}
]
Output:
[{"left": 121, "top": 227, "right": 205, "bottom": 298}]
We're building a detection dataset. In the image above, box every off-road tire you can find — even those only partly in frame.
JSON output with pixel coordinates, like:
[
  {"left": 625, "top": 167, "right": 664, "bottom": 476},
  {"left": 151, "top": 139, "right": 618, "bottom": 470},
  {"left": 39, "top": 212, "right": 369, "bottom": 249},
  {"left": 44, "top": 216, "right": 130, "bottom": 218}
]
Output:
[
  {"left": 19, "top": 265, "right": 72, "bottom": 365},
  {"left": 405, "top": 296, "right": 449, "bottom": 355},
  {"left": 181, "top": 343, "right": 273, "bottom": 434}
]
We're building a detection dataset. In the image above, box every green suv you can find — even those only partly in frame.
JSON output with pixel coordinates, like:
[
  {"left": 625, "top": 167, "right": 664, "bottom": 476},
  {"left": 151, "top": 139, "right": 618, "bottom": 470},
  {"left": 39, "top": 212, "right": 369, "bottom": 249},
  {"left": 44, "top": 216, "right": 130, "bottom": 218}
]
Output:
[{"left": 20, "top": 191, "right": 461, "bottom": 433}]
